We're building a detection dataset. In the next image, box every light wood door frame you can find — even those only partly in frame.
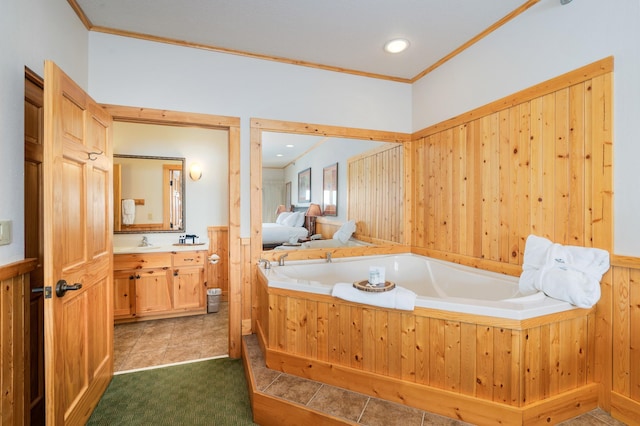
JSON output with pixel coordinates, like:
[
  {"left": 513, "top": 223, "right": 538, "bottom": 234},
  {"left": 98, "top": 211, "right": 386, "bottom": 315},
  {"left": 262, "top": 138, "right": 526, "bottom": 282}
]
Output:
[
  {"left": 101, "top": 104, "right": 242, "bottom": 357},
  {"left": 24, "top": 67, "right": 45, "bottom": 425}
]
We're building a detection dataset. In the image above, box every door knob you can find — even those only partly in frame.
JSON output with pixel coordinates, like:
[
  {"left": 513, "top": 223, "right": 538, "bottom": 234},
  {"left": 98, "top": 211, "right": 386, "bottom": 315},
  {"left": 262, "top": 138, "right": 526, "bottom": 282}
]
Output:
[{"left": 56, "top": 279, "right": 83, "bottom": 297}]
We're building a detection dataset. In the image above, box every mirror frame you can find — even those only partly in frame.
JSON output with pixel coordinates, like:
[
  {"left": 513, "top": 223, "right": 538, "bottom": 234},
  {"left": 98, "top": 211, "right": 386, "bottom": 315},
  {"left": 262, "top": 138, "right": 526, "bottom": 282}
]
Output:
[
  {"left": 113, "top": 154, "right": 186, "bottom": 233},
  {"left": 250, "top": 117, "right": 412, "bottom": 265}
]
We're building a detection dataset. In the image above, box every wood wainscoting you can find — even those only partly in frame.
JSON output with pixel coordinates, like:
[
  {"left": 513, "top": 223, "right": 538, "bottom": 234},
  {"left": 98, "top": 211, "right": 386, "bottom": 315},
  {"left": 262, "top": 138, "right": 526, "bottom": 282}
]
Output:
[
  {"left": 207, "top": 226, "right": 229, "bottom": 302},
  {"left": 410, "top": 57, "right": 613, "bottom": 269},
  {"left": 347, "top": 143, "right": 405, "bottom": 244},
  {"left": 1, "top": 259, "right": 37, "bottom": 425},
  {"left": 609, "top": 259, "right": 640, "bottom": 425},
  {"left": 255, "top": 275, "right": 598, "bottom": 425}
]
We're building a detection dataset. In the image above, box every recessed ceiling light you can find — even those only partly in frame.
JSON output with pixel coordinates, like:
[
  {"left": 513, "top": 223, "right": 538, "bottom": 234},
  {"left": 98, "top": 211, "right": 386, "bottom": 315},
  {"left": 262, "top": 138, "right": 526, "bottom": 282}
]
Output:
[
  {"left": 286, "top": 144, "right": 294, "bottom": 148},
  {"left": 384, "top": 38, "right": 410, "bottom": 54},
  {"left": 276, "top": 154, "right": 283, "bottom": 157}
]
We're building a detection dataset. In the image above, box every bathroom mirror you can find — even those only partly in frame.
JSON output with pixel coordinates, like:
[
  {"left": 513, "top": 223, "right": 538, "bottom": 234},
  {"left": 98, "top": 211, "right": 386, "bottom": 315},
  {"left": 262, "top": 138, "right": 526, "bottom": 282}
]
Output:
[
  {"left": 113, "top": 154, "right": 186, "bottom": 233},
  {"left": 254, "top": 119, "right": 410, "bottom": 254}
]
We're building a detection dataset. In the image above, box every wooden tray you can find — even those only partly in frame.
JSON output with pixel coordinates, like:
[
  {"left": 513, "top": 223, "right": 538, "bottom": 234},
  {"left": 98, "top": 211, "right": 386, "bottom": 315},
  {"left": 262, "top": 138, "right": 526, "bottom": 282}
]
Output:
[{"left": 352, "top": 280, "right": 395, "bottom": 293}]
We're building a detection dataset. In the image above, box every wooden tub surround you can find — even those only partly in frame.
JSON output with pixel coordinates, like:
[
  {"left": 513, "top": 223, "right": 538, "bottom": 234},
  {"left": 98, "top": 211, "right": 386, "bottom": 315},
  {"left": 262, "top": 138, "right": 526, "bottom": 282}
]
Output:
[{"left": 255, "top": 272, "right": 598, "bottom": 425}]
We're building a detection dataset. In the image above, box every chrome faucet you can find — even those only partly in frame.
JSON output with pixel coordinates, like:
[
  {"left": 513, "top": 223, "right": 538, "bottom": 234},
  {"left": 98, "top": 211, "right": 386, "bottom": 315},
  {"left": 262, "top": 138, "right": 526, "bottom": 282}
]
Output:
[
  {"left": 278, "top": 253, "right": 288, "bottom": 266},
  {"left": 258, "top": 258, "right": 271, "bottom": 270},
  {"left": 139, "top": 236, "right": 151, "bottom": 247},
  {"left": 326, "top": 252, "right": 332, "bottom": 263}
]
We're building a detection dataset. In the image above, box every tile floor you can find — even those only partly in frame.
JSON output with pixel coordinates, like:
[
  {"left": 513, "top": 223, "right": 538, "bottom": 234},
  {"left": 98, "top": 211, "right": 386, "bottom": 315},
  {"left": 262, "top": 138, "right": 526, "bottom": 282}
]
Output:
[
  {"left": 113, "top": 302, "right": 229, "bottom": 372},
  {"left": 243, "top": 334, "right": 628, "bottom": 426}
]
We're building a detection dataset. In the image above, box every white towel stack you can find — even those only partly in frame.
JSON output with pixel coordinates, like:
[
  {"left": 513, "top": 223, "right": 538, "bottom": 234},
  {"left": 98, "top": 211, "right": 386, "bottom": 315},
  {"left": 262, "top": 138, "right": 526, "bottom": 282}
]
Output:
[
  {"left": 122, "top": 199, "right": 136, "bottom": 225},
  {"left": 331, "top": 283, "right": 416, "bottom": 311},
  {"left": 519, "top": 235, "right": 610, "bottom": 308}
]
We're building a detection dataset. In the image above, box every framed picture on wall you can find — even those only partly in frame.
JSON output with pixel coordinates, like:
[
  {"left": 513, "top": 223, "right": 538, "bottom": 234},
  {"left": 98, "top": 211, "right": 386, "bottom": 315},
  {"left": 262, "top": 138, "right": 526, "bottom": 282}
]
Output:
[
  {"left": 298, "top": 168, "right": 311, "bottom": 203},
  {"left": 322, "top": 163, "right": 338, "bottom": 216},
  {"left": 285, "top": 181, "right": 292, "bottom": 209}
]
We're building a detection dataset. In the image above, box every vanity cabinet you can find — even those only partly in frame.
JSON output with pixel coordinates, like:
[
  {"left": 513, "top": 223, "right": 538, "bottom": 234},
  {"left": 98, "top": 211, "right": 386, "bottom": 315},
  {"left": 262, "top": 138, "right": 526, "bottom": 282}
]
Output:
[{"left": 113, "top": 250, "right": 206, "bottom": 322}]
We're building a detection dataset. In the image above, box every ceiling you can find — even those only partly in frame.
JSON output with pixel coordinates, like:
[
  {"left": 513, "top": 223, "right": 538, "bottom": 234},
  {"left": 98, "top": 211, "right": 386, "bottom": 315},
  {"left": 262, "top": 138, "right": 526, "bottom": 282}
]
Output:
[
  {"left": 73, "top": 0, "right": 537, "bottom": 82},
  {"left": 262, "top": 132, "right": 327, "bottom": 169}
]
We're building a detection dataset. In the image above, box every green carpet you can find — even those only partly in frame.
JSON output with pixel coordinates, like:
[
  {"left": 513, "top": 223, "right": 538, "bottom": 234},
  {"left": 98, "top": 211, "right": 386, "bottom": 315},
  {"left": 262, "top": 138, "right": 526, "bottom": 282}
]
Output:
[{"left": 88, "top": 358, "right": 257, "bottom": 425}]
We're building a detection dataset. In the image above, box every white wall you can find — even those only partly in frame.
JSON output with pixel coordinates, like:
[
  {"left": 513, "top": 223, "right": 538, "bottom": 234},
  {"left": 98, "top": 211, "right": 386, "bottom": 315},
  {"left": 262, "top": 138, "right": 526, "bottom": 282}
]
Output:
[
  {"left": 112, "top": 122, "right": 228, "bottom": 248},
  {"left": 88, "top": 33, "right": 413, "bottom": 237},
  {"left": 0, "top": 0, "right": 88, "bottom": 265},
  {"left": 412, "top": 0, "right": 640, "bottom": 256}
]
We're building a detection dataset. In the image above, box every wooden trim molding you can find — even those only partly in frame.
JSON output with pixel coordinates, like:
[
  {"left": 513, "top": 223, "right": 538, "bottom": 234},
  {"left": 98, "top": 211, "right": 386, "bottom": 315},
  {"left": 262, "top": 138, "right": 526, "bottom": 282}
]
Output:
[
  {"left": 0, "top": 258, "right": 38, "bottom": 281},
  {"left": 413, "top": 56, "right": 614, "bottom": 140},
  {"left": 410, "top": 0, "right": 541, "bottom": 82},
  {"left": 101, "top": 104, "right": 243, "bottom": 358},
  {"left": 611, "top": 254, "right": 640, "bottom": 268},
  {"left": 68, "top": 1, "right": 540, "bottom": 83}
]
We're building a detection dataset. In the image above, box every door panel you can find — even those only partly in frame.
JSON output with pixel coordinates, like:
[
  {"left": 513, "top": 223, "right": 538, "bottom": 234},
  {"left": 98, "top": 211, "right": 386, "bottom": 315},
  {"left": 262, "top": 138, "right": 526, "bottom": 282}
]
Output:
[{"left": 43, "top": 61, "right": 113, "bottom": 425}]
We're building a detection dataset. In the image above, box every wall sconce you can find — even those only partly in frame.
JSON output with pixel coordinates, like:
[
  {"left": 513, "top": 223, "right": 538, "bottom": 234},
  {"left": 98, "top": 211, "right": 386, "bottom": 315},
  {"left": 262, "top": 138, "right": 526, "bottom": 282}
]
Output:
[{"left": 189, "top": 163, "right": 203, "bottom": 181}]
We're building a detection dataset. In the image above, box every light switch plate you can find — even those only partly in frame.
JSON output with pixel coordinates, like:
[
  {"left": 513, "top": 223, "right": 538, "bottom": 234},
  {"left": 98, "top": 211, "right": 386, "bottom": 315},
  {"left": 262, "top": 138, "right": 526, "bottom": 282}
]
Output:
[{"left": 0, "top": 220, "right": 12, "bottom": 245}]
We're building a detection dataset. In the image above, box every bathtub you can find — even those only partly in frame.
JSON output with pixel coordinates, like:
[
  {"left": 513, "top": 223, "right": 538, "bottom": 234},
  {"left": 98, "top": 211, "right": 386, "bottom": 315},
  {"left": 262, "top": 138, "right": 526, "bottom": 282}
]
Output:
[
  {"left": 255, "top": 253, "right": 596, "bottom": 421},
  {"left": 258, "top": 253, "right": 576, "bottom": 320}
]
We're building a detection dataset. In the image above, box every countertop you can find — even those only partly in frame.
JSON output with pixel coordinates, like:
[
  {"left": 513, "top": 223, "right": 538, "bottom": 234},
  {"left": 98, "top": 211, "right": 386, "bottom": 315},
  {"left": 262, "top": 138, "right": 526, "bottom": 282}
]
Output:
[{"left": 113, "top": 243, "right": 208, "bottom": 254}]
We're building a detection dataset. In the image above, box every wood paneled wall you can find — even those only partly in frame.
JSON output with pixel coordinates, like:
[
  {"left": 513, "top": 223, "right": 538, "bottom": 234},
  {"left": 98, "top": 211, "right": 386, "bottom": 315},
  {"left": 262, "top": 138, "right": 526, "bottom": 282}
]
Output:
[
  {"left": 610, "top": 261, "right": 640, "bottom": 424},
  {"left": 411, "top": 58, "right": 613, "bottom": 276},
  {"left": 348, "top": 144, "right": 404, "bottom": 244},
  {"left": 207, "top": 226, "right": 228, "bottom": 301},
  {"left": 1, "top": 259, "right": 37, "bottom": 426}
]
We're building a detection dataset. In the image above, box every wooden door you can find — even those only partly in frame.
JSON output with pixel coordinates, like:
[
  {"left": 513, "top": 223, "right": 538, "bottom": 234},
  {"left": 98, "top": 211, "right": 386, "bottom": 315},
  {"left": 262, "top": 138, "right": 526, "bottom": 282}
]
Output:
[
  {"left": 24, "top": 69, "right": 45, "bottom": 425},
  {"left": 43, "top": 61, "right": 113, "bottom": 425}
]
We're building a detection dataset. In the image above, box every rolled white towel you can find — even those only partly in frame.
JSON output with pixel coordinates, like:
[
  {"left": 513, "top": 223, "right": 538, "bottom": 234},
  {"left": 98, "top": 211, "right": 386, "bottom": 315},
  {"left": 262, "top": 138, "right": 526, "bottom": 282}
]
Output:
[{"left": 331, "top": 283, "right": 416, "bottom": 311}]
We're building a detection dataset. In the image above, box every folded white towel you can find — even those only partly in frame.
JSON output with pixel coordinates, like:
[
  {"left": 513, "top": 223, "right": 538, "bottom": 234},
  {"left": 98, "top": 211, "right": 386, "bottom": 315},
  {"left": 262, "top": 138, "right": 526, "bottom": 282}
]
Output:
[
  {"left": 333, "top": 220, "right": 356, "bottom": 244},
  {"left": 122, "top": 199, "right": 135, "bottom": 225},
  {"left": 331, "top": 283, "right": 416, "bottom": 311},
  {"left": 519, "top": 235, "right": 610, "bottom": 308}
]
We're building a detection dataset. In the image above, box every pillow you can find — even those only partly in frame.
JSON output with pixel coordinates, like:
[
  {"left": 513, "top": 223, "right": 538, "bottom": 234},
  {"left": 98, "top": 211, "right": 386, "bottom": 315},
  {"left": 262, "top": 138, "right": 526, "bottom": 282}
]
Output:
[
  {"left": 282, "top": 212, "right": 301, "bottom": 227},
  {"left": 275, "top": 211, "right": 293, "bottom": 225},
  {"left": 333, "top": 220, "right": 356, "bottom": 243},
  {"left": 294, "top": 212, "right": 305, "bottom": 227}
]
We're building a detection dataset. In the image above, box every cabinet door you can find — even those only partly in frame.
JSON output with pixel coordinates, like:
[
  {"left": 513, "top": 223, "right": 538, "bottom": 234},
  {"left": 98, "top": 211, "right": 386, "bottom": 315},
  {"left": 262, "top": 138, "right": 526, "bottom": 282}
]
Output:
[
  {"left": 136, "top": 269, "right": 173, "bottom": 316},
  {"left": 114, "top": 271, "right": 136, "bottom": 319},
  {"left": 173, "top": 267, "right": 205, "bottom": 311}
]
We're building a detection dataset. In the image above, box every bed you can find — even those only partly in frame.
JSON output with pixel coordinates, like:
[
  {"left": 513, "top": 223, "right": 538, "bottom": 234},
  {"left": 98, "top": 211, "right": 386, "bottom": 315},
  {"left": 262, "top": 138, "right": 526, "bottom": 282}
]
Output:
[
  {"left": 272, "top": 219, "right": 360, "bottom": 250},
  {"left": 262, "top": 207, "right": 310, "bottom": 249}
]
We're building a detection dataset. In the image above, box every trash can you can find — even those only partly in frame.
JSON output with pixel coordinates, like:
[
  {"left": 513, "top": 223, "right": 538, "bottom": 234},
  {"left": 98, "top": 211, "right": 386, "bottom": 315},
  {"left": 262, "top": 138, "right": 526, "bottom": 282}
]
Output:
[{"left": 207, "top": 288, "right": 222, "bottom": 313}]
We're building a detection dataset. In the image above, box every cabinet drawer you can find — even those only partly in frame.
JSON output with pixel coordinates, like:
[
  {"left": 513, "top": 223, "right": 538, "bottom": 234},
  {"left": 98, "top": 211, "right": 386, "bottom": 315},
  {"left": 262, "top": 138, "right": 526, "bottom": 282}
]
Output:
[
  {"left": 114, "top": 253, "right": 171, "bottom": 270},
  {"left": 172, "top": 251, "right": 205, "bottom": 267}
]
